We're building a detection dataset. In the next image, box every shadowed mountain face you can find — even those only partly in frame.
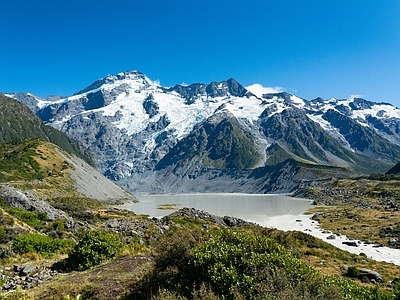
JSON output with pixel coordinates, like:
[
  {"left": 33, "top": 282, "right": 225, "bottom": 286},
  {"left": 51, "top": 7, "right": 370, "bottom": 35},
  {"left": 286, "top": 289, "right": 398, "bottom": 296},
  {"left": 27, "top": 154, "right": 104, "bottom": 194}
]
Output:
[
  {"left": 155, "top": 110, "right": 261, "bottom": 173},
  {"left": 0, "top": 94, "right": 94, "bottom": 166},
  {"left": 7, "top": 71, "right": 400, "bottom": 193},
  {"left": 387, "top": 161, "right": 400, "bottom": 175}
]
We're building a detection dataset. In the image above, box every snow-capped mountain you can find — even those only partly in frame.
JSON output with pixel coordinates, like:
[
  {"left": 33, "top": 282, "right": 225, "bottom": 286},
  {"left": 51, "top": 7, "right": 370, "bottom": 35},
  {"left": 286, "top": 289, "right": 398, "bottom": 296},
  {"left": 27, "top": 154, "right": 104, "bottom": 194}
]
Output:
[{"left": 7, "top": 70, "right": 400, "bottom": 193}]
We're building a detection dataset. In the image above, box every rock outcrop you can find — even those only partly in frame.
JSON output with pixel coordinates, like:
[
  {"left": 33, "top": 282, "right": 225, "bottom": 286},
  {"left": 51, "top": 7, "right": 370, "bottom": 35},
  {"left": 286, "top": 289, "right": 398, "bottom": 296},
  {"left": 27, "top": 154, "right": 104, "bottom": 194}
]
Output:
[{"left": 0, "top": 185, "right": 72, "bottom": 222}]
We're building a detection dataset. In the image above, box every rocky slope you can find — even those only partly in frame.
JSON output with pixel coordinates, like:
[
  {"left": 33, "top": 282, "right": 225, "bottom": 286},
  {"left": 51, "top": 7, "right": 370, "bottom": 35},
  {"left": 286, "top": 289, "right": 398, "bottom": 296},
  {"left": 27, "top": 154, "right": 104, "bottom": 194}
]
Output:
[{"left": 7, "top": 71, "right": 400, "bottom": 193}]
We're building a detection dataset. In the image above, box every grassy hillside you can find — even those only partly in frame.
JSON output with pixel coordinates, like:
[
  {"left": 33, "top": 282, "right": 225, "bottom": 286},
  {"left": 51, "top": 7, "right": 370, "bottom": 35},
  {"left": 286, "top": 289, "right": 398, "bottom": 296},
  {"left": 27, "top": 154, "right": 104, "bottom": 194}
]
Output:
[
  {"left": 0, "top": 138, "right": 82, "bottom": 199},
  {"left": 0, "top": 94, "right": 94, "bottom": 166},
  {"left": 0, "top": 138, "right": 133, "bottom": 205}
]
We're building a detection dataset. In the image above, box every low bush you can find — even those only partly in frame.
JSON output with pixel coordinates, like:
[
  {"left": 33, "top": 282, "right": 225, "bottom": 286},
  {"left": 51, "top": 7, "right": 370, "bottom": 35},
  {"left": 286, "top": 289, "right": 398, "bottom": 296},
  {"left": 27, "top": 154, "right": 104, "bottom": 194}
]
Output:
[
  {"left": 6, "top": 207, "right": 47, "bottom": 228},
  {"left": 12, "top": 233, "right": 74, "bottom": 257},
  {"left": 191, "top": 230, "right": 321, "bottom": 299},
  {"left": 65, "top": 229, "right": 124, "bottom": 271},
  {"left": 0, "top": 226, "right": 6, "bottom": 241},
  {"left": 346, "top": 266, "right": 360, "bottom": 278},
  {"left": 128, "top": 229, "right": 393, "bottom": 300},
  {"left": 48, "top": 197, "right": 103, "bottom": 224}
]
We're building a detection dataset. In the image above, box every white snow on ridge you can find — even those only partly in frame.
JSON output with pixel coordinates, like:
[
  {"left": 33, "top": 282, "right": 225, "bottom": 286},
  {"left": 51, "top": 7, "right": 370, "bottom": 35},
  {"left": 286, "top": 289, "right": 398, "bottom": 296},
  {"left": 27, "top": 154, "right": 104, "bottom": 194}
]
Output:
[
  {"left": 290, "top": 95, "right": 306, "bottom": 108},
  {"left": 306, "top": 113, "right": 352, "bottom": 149},
  {"left": 27, "top": 72, "right": 400, "bottom": 160},
  {"left": 4, "top": 93, "right": 51, "bottom": 110},
  {"left": 84, "top": 78, "right": 270, "bottom": 140},
  {"left": 315, "top": 97, "right": 400, "bottom": 120},
  {"left": 223, "top": 96, "right": 266, "bottom": 121},
  {"left": 36, "top": 98, "right": 53, "bottom": 109},
  {"left": 352, "top": 104, "right": 400, "bottom": 120}
]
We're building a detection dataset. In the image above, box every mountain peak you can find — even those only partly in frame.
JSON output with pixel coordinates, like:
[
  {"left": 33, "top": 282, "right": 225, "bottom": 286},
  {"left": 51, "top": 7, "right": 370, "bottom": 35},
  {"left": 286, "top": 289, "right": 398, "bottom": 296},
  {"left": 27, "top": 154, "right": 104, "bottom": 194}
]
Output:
[
  {"left": 76, "top": 70, "right": 149, "bottom": 95},
  {"left": 168, "top": 78, "right": 250, "bottom": 104}
]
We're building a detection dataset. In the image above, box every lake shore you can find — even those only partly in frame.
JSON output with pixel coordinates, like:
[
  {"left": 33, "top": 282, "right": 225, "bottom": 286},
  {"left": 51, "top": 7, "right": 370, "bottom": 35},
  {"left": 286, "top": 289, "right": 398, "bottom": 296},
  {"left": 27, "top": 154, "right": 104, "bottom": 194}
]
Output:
[{"left": 256, "top": 213, "right": 400, "bottom": 266}]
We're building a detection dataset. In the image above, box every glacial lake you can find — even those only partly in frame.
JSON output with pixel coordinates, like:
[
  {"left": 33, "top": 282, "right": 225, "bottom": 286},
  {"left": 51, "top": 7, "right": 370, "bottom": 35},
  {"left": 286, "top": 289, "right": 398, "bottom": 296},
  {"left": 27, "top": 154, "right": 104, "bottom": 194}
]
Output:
[
  {"left": 116, "top": 193, "right": 314, "bottom": 223},
  {"left": 116, "top": 193, "right": 400, "bottom": 266}
]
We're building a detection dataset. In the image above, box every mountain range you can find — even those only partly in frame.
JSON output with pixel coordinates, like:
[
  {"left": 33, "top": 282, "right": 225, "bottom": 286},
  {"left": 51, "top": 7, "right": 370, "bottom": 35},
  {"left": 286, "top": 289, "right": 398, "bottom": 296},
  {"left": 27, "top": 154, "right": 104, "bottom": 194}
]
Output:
[{"left": 5, "top": 70, "right": 400, "bottom": 193}]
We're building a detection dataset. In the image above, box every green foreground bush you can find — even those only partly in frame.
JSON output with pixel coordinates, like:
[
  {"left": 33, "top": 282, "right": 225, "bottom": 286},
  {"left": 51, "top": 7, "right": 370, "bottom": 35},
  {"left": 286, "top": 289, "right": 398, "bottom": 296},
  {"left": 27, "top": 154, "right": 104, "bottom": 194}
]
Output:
[
  {"left": 65, "top": 229, "right": 124, "bottom": 271},
  {"left": 128, "top": 229, "right": 393, "bottom": 300}
]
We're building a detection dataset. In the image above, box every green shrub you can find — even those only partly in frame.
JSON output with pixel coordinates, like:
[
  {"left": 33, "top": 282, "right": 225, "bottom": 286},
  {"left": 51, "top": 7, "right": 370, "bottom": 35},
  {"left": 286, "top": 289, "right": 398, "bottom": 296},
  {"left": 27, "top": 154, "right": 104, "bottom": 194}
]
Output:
[
  {"left": 393, "top": 280, "right": 400, "bottom": 300},
  {"left": 0, "top": 226, "right": 6, "bottom": 240},
  {"left": 346, "top": 266, "right": 360, "bottom": 278},
  {"left": 12, "top": 233, "right": 74, "bottom": 257},
  {"left": 48, "top": 197, "right": 102, "bottom": 224},
  {"left": 324, "top": 276, "right": 392, "bottom": 300},
  {"left": 129, "top": 229, "right": 392, "bottom": 300},
  {"left": 6, "top": 207, "right": 47, "bottom": 228},
  {"left": 191, "top": 230, "right": 318, "bottom": 299},
  {"left": 65, "top": 229, "right": 124, "bottom": 271},
  {"left": 0, "top": 139, "right": 46, "bottom": 182},
  {"left": 53, "top": 221, "right": 65, "bottom": 231}
]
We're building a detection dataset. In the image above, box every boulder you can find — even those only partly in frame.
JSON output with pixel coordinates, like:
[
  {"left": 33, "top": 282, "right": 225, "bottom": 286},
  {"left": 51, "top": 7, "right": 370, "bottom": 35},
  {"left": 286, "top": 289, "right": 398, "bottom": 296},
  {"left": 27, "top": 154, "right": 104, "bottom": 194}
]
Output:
[
  {"left": 342, "top": 241, "right": 358, "bottom": 247},
  {"left": 223, "top": 216, "right": 238, "bottom": 227},
  {"left": 0, "top": 185, "right": 72, "bottom": 222},
  {"left": 359, "top": 268, "right": 382, "bottom": 283},
  {"left": 20, "top": 264, "right": 36, "bottom": 276}
]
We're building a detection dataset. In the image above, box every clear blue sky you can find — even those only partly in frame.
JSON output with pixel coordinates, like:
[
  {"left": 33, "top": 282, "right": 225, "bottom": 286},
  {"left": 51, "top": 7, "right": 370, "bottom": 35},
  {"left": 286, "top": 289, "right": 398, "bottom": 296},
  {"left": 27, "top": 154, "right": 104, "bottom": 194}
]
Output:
[{"left": 1, "top": 1, "right": 400, "bottom": 106}]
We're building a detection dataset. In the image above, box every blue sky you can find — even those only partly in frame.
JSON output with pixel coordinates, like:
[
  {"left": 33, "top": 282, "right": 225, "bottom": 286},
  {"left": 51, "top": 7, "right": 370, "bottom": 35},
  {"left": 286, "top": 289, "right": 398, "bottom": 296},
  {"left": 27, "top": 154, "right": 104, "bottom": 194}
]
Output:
[{"left": 1, "top": 1, "right": 400, "bottom": 106}]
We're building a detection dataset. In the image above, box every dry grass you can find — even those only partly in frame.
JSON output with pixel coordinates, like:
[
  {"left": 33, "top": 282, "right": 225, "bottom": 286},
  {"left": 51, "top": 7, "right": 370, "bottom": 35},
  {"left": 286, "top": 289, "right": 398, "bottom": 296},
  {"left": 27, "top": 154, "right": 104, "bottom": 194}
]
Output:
[
  {"left": 304, "top": 177, "right": 400, "bottom": 247},
  {"left": 8, "top": 141, "right": 82, "bottom": 200},
  {"left": 157, "top": 203, "right": 181, "bottom": 210},
  {"left": 257, "top": 227, "right": 400, "bottom": 285},
  {"left": 11, "top": 254, "right": 154, "bottom": 300},
  {"left": 314, "top": 206, "right": 400, "bottom": 246},
  {"left": 295, "top": 176, "right": 400, "bottom": 283}
]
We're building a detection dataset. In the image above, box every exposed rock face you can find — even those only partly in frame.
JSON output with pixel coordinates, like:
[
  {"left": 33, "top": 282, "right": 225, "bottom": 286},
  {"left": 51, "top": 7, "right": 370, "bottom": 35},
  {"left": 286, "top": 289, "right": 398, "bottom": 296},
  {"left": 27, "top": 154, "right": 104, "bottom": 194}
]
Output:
[
  {"left": 342, "top": 241, "right": 358, "bottom": 247},
  {"left": 387, "top": 161, "right": 400, "bottom": 174},
  {"left": 155, "top": 110, "right": 261, "bottom": 173},
  {"left": 119, "top": 158, "right": 341, "bottom": 194},
  {"left": 322, "top": 109, "right": 400, "bottom": 160},
  {"left": 0, "top": 185, "right": 71, "bottom": 222},
  {"left": 167, "top": 207, "right": 258, "bottom": 228}
]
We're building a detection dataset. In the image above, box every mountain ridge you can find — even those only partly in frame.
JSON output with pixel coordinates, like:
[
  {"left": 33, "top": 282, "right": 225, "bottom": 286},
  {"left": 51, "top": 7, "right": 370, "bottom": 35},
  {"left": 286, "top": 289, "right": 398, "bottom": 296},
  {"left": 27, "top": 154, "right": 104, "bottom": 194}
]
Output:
[{"left": 0, "top": 94, "right": 94, "bottom": 166}]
